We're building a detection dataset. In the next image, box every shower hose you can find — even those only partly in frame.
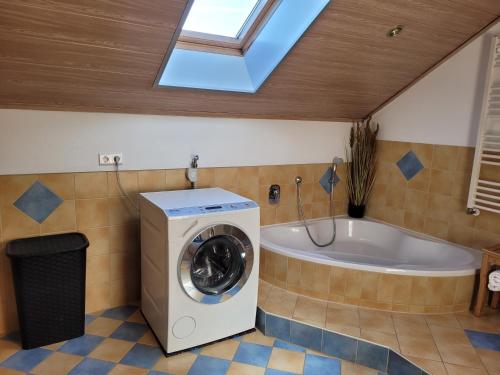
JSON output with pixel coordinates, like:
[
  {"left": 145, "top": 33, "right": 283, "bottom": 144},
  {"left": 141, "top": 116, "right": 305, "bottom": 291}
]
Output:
[{"left": 296, "top": 177, "right": 336, "bottom": 247}]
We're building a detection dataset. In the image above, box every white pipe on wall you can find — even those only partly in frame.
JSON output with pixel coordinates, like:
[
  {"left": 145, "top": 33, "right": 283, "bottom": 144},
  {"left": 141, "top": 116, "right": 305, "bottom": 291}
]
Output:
[{"left": 0, "top": 109, "right": 351, "bottom": 175}]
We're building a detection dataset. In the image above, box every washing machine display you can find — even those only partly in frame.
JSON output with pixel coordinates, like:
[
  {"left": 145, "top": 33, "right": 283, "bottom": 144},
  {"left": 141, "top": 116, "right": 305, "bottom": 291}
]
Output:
[{"left": 179, "top": 224, "right": 253, "bottom": 304}]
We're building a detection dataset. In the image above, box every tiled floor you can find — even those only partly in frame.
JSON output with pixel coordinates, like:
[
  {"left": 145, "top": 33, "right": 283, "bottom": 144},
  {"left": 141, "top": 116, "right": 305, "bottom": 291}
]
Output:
[
  {"left": 0, "top": 305, "right": 377, "bottom": 375},
  {"left": 259, "top": 281, "right": 500, "bottom": 375}
]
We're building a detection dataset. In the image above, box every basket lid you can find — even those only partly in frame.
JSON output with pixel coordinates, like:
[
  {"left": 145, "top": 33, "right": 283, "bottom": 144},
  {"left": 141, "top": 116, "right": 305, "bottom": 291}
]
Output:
[{"left": 6, "top": 232, "right": 89, "bottom": 258}]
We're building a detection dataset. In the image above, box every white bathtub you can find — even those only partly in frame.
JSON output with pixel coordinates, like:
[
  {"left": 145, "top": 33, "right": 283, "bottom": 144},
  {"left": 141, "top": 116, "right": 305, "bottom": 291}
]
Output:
[{"left": 260, "top": 217, "right": 481, "bottom": 277}]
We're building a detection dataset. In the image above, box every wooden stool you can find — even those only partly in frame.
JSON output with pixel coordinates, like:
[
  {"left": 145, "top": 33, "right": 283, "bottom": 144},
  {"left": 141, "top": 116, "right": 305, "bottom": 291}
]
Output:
[{"left": 473, "top": 243, "right": 500, "bottom": 317}]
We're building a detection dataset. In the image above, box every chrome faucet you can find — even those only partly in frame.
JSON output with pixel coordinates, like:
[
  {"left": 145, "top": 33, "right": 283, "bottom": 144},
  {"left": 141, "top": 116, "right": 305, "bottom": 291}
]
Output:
[{"left": 268, "top": 185, "right": 280, "bottom": 204}]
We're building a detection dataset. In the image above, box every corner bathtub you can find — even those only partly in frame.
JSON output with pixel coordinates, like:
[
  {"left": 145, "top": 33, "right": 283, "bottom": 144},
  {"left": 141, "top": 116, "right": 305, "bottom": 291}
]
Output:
[{"left": 260, "top": 218, "right": 481, "bottom": 314}]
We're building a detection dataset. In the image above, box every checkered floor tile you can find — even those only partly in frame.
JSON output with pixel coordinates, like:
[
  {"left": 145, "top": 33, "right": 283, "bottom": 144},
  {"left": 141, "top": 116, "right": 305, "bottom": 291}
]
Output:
[{"left": 0, "top": 305, "right": 377, "bottom": 375}]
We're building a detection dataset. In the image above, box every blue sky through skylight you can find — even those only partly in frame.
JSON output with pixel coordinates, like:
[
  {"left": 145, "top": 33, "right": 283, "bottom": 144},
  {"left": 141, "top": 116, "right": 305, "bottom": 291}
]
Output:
[{"left": 182, "top": 0, "right": 259, "bottom": 38}]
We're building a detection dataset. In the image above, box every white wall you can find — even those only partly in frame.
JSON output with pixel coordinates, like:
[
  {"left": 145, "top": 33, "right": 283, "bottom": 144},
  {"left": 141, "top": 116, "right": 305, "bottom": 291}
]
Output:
[
  {"left": 374, "top": 21, "right": 500, "bottom": 147},
  {"left": 0, "top": 109, "right": 350, "bottom": 175}
]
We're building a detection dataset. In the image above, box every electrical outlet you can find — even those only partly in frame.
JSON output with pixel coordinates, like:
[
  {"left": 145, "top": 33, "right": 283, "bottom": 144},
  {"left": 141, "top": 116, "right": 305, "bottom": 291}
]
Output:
[{"left": 99, "top": 153, "right": 123, "bottom": 165}]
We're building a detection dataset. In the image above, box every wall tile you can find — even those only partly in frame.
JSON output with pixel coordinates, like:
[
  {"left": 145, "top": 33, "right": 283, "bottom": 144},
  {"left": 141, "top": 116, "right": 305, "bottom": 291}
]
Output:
[
  {"left": 40, "top": 200, "right": 77, "bottom": 234},
  {"left": 165, "top": 169, "right": 190, "bottom": 190},
  {"left": 432, "top": 145, "right": 459, "bottom": 171},
  {"left": 0, "top": 175, "right": 38, "bottom": 206},
  {"left": 138, "top": 170, "right": 166, "bottom": 192},
  {"left": 108, "top": 197, "right": 138, "bottom": 226},
  {"left": 39, "top": 173, "right": 75, "bottom": 200},
  {"left": 290, "top": 321, "right": 322, "bottom": 352},
  {"left": 107, "top": 171, "right": 138, "bottom": 198},
  {"left": 1, "top": 205, "right": 40, "bottom": 240},
  {"left": 356, "top": 340, "right": 389, "bottom": 372},
  {"left": 76, "top": 198, "right": 109, "bottom": 229},
  {"left": 75, "top": 172, "right": 108, "bottom": 199},
  {"left": 429, "top": 170, "right": 454, "bottom": 196},
  {"left": 322, "top": 331, "right": 357, "bottom": 361},
  {"left": 81, "top": 227, "right": 109, "bottom": 257}
]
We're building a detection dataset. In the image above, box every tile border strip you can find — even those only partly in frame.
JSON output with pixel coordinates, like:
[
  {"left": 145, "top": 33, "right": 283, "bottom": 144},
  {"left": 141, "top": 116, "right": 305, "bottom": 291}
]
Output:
[{"left": 256, "top": 307, "right": 429, "bottom": 375}]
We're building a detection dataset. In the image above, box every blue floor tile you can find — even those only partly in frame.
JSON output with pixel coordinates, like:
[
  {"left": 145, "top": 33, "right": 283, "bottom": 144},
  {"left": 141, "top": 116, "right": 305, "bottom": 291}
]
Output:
[
  {"left": 188, "top": 355, "right": 230, "bottom": 375},
  {"left": 290, "top": 321, "right": 322, "bottom": 352},
  {"left": 68, "top": 358, "right": 115, "bottom": 375},
  {"left": 234, "top": 341, "right": 273, "bottom": 367},
  {"left": 303, "top": 353, "right": 341, "bottom": 375},
  {"left": 322, "top": 331, "right": 357, "bottom": 361},
  {"left": 149, "top": 371, "right": 171, "bottom": 375},
  {"left": 110, "top": 322, "right": 149, "bottom": 342},
  {"left": 59, "top": 334, "right": 104, "bottom": 356},
  {"left": 274, "top": 339, "right": 306, "bottom": 353},
  {"left": 266, "top": 315, "right": 290, "bottom": 342},
  {"left": 120, "top": 343, "right": 163, "bottom": 369},
  {"left": 0, "top": 347, "right": 52, "bottom": 372},
  {"left": 465, "top": 330, "right": 500, "bottom": 351},
  {"left": 265, "top": 369, "right": 297, "bottom": 375},
  {"left": 356, "top": 341, "right": 389, "bottom": 372},
  {"left": 101, "top": 305, "right": 138, "bottom": 320},
  {"left": 387, "top": 351, "right": 421, "bottom": 375}
]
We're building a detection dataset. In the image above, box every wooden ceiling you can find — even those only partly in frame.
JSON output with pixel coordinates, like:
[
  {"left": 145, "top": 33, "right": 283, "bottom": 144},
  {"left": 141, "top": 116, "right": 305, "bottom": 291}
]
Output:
[{"left": 0, "top": 0, "right": 499, "bottom": 121}]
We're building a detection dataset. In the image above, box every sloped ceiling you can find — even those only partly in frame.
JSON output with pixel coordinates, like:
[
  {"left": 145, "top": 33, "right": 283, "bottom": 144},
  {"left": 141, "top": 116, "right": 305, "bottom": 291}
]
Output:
[{"left": 0, "top": 0, "right": 499, "bottom": 121}]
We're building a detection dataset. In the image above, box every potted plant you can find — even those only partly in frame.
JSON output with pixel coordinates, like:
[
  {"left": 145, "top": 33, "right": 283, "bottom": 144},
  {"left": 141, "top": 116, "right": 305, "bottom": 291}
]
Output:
[{"left": 346, "top": 117, "right": 379, "bottom": 218}]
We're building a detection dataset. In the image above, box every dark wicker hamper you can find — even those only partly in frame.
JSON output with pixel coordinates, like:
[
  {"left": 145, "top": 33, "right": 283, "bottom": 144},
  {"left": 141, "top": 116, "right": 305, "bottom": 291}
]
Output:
[{"left": 6, "top": 232, "right": 89, "bottom": 349}]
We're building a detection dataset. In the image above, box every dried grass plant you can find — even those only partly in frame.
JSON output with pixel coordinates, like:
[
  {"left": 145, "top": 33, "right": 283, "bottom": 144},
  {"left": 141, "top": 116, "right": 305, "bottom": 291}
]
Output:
[{"left": 346, "top": 117, "right": 379, "bottom": 206}]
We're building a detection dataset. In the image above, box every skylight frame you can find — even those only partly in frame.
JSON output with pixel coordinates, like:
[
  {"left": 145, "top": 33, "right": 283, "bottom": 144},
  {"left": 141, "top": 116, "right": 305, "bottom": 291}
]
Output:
[{"left": 177, "top": 0, "right": 276, "bottom": 56}]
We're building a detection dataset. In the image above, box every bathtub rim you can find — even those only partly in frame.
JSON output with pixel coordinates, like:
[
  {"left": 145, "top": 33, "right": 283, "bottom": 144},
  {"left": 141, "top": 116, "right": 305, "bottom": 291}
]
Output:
[{"left": 260, "top": 216, "right": 481, "bottom": 277}]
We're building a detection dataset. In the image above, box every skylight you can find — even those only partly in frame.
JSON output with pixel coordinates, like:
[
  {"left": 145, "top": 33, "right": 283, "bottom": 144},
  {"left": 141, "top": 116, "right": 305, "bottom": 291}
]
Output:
[
  {"left": 182, "top": 0, "right": 259, "bottom": 38},
  {"left": 158, "top": 0, "right": 330, "bottom": 93}
]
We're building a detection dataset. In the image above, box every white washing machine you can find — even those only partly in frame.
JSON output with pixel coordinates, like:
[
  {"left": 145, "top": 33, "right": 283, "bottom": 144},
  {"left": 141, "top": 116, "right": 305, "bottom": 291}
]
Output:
[{"left": 139, "top": 188, "right": 260, "bottom": 354}]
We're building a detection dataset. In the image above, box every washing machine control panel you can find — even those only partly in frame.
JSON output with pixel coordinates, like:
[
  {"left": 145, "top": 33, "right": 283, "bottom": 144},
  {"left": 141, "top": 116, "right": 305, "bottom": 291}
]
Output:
[{"left": 165, "top": 200, "right": 258, "bottom": 217}]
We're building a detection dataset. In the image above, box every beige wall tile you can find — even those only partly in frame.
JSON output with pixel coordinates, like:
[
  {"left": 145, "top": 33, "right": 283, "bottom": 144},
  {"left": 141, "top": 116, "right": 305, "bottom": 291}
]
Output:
[
  {"left": 138, "top": 170, "right": 166, "bottom": 192},
  {"left": 404, "top": 189, "right": 428, "bottom": 215},
  {"left": 76, "top": 198, "right": 108, "bottom": 229},
  {"left": 0, "top": 175, "right": 38, "bottom": 206},
  {"left": 108, "top": 197, "right": 138, "bottom": 226},
  {"left": 87, "top": 254, "right": 111, "bottom": 286},
  {"left": 81, "top": 227, "right": 109, "bottom": 257},
  {"left": 165, "top": 169, "right": 190, "bottom": 190},
  {"left": 40, "top": 200, "right": 76, "bottom": 234},
  {"left": 75, "top": 172, "right": 107, "bottom": 199},
  {"left": 107, "top": 171, "right": 138, "bottom": 198},
  {"left": 86, "top": 281, "right": 110, "bottom": 313},
  {"left": 432, "top": 145, "right": 459, "bottom": 171},
  {"left": 429, "top": 169, "right": 454, "bottom": 195},
  {"left": 39, "top": 173, "right": 75, "bottom": 200},
  {"left": 2, "top": 205, "right": 40, "bottom": 240}
]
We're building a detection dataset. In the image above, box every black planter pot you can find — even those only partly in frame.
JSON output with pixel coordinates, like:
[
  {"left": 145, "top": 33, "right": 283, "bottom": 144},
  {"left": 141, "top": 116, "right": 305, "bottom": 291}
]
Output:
[{"left": 348, "top": 202, "right": 365, "bottom": 218}]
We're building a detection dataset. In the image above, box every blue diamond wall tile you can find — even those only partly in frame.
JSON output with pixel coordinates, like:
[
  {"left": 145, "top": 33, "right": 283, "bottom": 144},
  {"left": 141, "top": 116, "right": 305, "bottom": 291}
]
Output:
[
  {"left": 396, "top": 151, "right": 424, "bottom": 181},
  {"left": 14, "top": 181, "right": 63, "bottom": 223}
]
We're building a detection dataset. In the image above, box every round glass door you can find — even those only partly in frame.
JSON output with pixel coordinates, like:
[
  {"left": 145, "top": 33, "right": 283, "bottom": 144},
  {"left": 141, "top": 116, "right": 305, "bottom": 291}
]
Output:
[{"left": 179, "top": 224, "right": 254, "bottom": 304}]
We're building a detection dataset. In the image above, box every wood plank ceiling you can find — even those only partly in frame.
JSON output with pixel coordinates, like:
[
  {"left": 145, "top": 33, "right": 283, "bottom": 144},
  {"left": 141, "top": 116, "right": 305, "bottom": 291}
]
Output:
[{"left": 0, "top": 0, "right": 499, "bottom": 121}]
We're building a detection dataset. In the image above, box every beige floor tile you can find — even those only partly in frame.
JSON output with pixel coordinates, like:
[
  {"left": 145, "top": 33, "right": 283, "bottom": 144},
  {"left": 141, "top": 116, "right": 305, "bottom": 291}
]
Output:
[
  {"left": 398, "top": 335, "right": 441, "bottom": 361},
  {"left": 430, "top": 324, "right": 471, "bottom": 347},
  {"left": 108, "top": 364, "right": 148, "bottom": 375},
  {"left": 200, "top": 339, "right": 239, "bottom": 360},
  {"left": 406, "top": 356, "right": 447, "bottom": 375},
  {"left": 43, "top": 341, "right": 66, "bottom": 350},
  {"left": 326, "top": 303, "right": 360, "bottom": 327},
  {"left": 425, "top": 314, "right": 461, "bottom": 328},
  {"left": 445, "top": 363, "right": 487, "bottom": 374},
  {"left": 455, "top": 313, "right": 499, "bottom": 333},
  {"left": 262, "top": 287, "right": 298, "bottom": 318},
  {"left": 341, "top": 360, "right": 378, "bottom": 374},
  {"left": 0, "top": 340, "right": 21, "bottom": 362},
  {"left": 153, "top": 352, "right": 197, "bottom": 375},
  {"left": 0, "top": 368, "right": 31, "bottom": 375},
  {"left": 293, "top": 296, "right": 327, "bottom": 327},
  {"left": 31, "top": 352, "right": 83, "bottom": 375},
  {"left": 138, "top": 330, "right": 159, "bottom": 346},
  {"left": 241, "top": 330, "right": 275, "bottom": 346},
  {"left": 360, "top": 329, "right": 400, "bottom": 353},
  {"left": 438, "top": 344, "right": 484, "bottom": 369},
  {"left": 393, "top": 314, "right": 432, "bottom": 338},
  {"left": 127, "top": 310, "right": 145, "bottom": 324},
  {"left": 325, "top": 323, "right": 361, "bottom": 338},
  {"left": 227, "top": 362, "right": 265, "bottom": 375},
  {"left": 476, "top": 348, "right": 500, "bottom": 373},
  {"left": 88, "top": 338, "right": 135, "bottom": 362},
  {"left": 267, "top": 347, "right": 305, "bottom": 374},
  {"left": 85, "top": 317, "right": 122, "bottom": 337},
  {"left": 359, "top": 310, "right": 395, "bottom": 334}
]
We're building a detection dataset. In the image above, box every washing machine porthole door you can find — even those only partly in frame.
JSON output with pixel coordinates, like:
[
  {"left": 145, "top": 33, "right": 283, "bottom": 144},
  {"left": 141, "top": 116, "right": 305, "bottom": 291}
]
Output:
[{"left": 179, "top": 224, "right": 254, "bottom": 304}]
